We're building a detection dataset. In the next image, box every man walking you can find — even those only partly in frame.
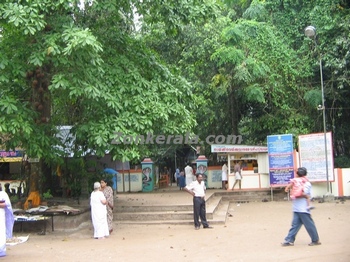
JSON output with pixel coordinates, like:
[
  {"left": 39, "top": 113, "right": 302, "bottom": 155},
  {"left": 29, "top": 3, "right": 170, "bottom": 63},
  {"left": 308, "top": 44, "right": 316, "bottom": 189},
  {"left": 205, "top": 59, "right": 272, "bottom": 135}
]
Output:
[
  {"left": 231, "top": 161, "right": 242, "bottom": 190},
  {"left": 281, "top": 167, "right": 321, "bottom": 246},
  {"left": 184, "top": 174, "right": 213, "bottom": 230}
]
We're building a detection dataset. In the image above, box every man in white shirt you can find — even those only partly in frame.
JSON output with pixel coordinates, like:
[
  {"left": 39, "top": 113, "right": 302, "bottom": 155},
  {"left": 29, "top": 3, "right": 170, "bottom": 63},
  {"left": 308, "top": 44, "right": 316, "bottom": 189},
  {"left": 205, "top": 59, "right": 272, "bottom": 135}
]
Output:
[
  {"left": 184, "top": 174, "right": 213, "bottom": 230},
  {"left": 184, "top": 164, "right": 194, "bottom": 186}
]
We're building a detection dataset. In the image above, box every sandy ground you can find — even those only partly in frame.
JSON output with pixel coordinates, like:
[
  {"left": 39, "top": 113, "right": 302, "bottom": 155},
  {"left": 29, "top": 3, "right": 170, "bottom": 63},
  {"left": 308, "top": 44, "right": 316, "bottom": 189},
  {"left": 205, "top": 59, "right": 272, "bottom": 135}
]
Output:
[{"left": 3, "top": 196, "right": 350, "bottom": 262}]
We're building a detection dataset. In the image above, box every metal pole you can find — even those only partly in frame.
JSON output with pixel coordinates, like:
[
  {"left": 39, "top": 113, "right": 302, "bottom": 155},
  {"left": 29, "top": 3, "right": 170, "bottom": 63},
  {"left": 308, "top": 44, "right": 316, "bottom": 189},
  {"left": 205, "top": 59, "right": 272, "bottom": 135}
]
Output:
[
  {"left": 306, "top": 26, "right": 331, "bottom": 195},
  {"left": 319, "top": 57, "right": 329, "bottom": 192}
]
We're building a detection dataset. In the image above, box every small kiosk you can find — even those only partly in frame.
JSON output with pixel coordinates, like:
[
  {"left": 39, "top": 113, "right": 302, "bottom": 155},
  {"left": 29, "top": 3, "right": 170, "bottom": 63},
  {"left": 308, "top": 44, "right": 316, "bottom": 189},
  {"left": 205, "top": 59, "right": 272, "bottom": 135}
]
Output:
[
  {"left": 211, "top": 144, "right": 270, "bottom": 189},
  {"left": 0, "top": 150, "right": 25, "bottom": 195}
]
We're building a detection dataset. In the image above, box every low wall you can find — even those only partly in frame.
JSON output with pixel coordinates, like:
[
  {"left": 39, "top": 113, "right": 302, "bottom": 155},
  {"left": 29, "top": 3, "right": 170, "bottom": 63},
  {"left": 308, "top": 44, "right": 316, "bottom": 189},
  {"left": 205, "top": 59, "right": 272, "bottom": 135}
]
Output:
[
  {"left": 312, "top": 168, "right": 350, "bottom": 198},
  {"left": 207, "top": 166, "right": 270, "bottom": 190},
  {"left": 206, "top": 167, "right": 350, "bottom": 197},
  {"left": 116, "top": 170, "right": 142, "bottom": 192},
  {"left": 49, "top": 209, "right": 91, "bottom": 231},
  {"left": 14, "top": 206, "right": 91, "bottom": 233}
]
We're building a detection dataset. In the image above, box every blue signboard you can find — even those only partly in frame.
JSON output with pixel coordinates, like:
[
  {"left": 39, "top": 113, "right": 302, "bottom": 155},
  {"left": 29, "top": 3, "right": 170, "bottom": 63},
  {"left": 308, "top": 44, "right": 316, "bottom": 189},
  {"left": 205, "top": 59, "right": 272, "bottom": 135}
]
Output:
[
  {"left": 0, "top": 150, "right": 23, "bottom": 157},
  {"left": 267, "top": 134, "right": 294, "bottom": 185}
]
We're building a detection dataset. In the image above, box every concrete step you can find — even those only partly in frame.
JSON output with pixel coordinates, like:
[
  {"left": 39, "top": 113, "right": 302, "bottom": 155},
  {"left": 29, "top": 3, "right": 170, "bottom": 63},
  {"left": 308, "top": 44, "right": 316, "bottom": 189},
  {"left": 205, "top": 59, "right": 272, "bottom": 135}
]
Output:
[
  {"left": 115, "top": 193, "right": 221, "bottom": 214},
  {"left": 211, "top": 199, "right": 229, "bottom": 224},
  {"left": 115, "top": 205, "right": 192, "bottom": 212},
  {"left": 114, "top": 190, "right": 285, "bottom": 225},
  {"left": 216, "top": 189, "right": 286, "bottom": 202},
  {"left": 116, "top": 210, "right": 195, "bottom": 221},
  {"left": 115, "top": 194, "right": 228, "bottom": 225}
]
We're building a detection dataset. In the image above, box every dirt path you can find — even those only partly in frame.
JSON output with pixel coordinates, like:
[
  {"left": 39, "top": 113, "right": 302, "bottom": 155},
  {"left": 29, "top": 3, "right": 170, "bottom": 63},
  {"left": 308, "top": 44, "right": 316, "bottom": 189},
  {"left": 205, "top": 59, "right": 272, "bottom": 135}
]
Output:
[{"left": 5, "top": 200, "right": 350, "bottom": 262}]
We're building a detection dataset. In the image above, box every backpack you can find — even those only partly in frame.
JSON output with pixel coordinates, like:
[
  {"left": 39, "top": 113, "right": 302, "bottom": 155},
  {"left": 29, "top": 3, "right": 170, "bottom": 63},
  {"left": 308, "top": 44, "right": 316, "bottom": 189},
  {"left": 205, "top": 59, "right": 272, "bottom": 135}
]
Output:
[{"left": 290, "top": 177, "right": 308, "bottom": 199}]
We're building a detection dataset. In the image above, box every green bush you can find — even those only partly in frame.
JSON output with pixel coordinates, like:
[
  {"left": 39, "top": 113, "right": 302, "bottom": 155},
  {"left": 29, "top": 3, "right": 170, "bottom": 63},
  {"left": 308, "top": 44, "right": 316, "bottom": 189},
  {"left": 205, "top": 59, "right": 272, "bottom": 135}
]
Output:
[
  {"left": 334, "top": 155, "right": 350, "bottom": 168},
  {"left": 42, "top": 189, "right": 53, "bottom": 199}
]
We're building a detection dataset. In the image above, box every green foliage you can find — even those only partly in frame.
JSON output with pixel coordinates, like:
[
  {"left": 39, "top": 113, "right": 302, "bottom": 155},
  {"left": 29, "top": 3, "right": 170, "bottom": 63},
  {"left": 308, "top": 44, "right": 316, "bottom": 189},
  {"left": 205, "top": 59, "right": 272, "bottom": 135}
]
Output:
[
  {"left": 9, "top": 195, "right": 19, "bottom": 203},
  {"left": 147, "top": 0, "right": 350, "bottom": 151},
  {"left": 42, "top": 189, "right": 53, "bottom": 199},
  {"left": 0, "top": 0, "right": 220, "bottom": 197},
  {"left": 1, "top": 2, "right": 46, "bottom": 35},
  {"left": 265, "top": 0, "right": 350, "bottom": 155},
  {"left": 1, "top": 0, "right": 350, "bottom": 192},
  {"left": 244, "top": 84, "right": 265, "bottom": 103},
  {"left": 334, "top": 155, "right": 350, "bottom": 168},
  {"left": 0, "top": 0, "right": 208, "bottom": 160},
  {"left": 304, "top": 89, "right": 322, "bottom": 108},
  {"left": 212, "top": 46, "right": 245, "bottom": 66},
  {"left": 136, "top": 0, "right": 220, "bottom": 35},
  {"left": 242, "top": 0, "right": 268, "bottom": 21}
]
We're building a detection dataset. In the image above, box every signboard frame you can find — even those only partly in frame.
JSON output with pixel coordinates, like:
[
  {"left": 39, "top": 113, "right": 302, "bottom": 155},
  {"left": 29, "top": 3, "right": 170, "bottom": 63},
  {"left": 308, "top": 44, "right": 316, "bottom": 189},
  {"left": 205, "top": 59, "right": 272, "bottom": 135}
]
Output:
[
  {"left": 298, "top": 132, "right": 334, "bottom": 182},
  {"left": 267, "top": 134, "right": 295, "bottom": 186}
]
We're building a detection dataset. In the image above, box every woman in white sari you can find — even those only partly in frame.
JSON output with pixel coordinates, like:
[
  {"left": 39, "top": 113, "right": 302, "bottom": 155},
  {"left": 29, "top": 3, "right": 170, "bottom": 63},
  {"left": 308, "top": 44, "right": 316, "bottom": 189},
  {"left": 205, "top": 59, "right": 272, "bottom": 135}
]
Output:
[
  {"left": 0, "top": 186, "right": 14, "bottom": 257},
  {"left": 90, "top": 182, "right": 109, "bottom": 239}
]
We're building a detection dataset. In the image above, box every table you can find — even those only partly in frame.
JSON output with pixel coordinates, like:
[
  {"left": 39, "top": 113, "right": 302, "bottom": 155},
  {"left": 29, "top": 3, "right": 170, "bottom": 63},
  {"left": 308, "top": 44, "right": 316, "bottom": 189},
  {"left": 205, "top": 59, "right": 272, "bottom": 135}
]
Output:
[
  {"left": 14, "top": 205, "right": 84, "bottom": 232},
  {"left": 14, "top": 215, "right": 49, "bottom": 235},
  {"left": 41, "top": 211, "right": 59, "bottom": 231}
]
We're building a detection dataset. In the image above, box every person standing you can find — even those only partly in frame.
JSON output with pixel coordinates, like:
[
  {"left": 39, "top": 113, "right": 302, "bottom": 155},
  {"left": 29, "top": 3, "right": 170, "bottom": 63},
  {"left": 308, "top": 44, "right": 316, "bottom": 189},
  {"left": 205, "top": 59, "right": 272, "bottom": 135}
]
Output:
[
  {"left": 178, "top": 170, "right": 186, "bottom": 190},
  {"left": 184, "top": 174, "right": 213, "bottom": 230},
  {"left": 174, "top": 168, "right": 180, "bottom": 185},
  {"left": 101, "top": 178, "right": 114, "bottom": 234},
  {"left": 231, "top": 161, "right": 242, "bottom": 190},
  {"left": 112, "top": 173, "right": 118, "bottom": 196},
  {"left": 90, "top": 182, "right": 109, "bottom": 239},
  {"left": 221, "top": 162, "right": 228, "bottom": 190},
  {"left": 281, "top": 167, "right": 321, "bottom": 247},
  {"left": 185, "top": 163, "right": 194, "bottom": 186},
  {"left": 0, "top": 185, "right": 14, "bottom": 257}
]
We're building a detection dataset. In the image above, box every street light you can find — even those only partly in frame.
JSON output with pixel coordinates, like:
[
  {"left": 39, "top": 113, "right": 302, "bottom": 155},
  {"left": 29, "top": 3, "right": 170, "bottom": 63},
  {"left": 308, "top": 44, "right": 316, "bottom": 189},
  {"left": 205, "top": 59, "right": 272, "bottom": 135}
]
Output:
[{"left": 304, "top": 25, "right": 330, "bottom": 193}]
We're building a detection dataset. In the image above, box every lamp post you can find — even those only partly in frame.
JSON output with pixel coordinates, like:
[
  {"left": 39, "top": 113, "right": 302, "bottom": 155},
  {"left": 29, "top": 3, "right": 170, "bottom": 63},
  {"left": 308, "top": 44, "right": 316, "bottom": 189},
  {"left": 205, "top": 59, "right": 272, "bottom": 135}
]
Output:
[{"left": 304, "top": 25, "right": 330, "bottom": 193}]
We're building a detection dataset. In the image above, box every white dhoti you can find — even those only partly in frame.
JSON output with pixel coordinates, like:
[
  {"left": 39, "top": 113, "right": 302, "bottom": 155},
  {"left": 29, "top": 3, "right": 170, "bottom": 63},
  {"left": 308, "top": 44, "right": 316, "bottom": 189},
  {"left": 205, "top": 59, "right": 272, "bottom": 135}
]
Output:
[
  {"left": 0, "top": 191, "right": 14, "bottom": 257},
  {"left": 222, "top": 171, "right": 228, "bottom": 181},
  {"left": 0, "top": 208, "right": 6, "bottom": 257}
]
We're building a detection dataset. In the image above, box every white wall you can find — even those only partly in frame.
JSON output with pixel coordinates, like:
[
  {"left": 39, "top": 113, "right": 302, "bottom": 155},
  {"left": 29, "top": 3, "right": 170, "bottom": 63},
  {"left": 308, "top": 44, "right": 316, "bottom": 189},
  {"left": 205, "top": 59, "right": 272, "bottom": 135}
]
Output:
[
  {"left": 0, "top": 180, "right": 26, "bottom": 195},
  {"left": 340, "top": 168, "right": 350, "bottom": 196},
  {"left": 116, "top": 171, "right": 142, "bottom": 192},
  {"left": 311, "top": 183, "right": 330, "bottom": 198},
  {"left": 206, "top": 166, "right": 350, "bottom": 197},
  {"left": 293, "top": 151, "right": 350, "bottom": 197},
  {"left": 287, "top": 168, "right": 350, "bottom": 198}
]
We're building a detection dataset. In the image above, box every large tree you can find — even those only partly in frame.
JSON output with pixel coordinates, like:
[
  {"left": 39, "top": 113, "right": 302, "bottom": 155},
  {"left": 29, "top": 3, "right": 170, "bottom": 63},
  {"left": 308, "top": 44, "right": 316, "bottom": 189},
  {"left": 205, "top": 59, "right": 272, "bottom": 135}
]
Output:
[
  {"left": 144, "top": 0, "right": 350, "bottom": 165},
  {"left": 0, "top": 0, "right": 218, "bottom": 194},
  {"left": 265, "top": 0, "right": 350, "bottom": 165}
]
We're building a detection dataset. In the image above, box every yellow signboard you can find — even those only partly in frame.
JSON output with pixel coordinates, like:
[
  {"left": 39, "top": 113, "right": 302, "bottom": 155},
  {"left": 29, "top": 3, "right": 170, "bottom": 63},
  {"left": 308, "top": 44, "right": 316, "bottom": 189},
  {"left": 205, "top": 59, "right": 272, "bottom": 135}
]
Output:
[{"left": 0, "top": 157, "right": 23, "bottom": 162}]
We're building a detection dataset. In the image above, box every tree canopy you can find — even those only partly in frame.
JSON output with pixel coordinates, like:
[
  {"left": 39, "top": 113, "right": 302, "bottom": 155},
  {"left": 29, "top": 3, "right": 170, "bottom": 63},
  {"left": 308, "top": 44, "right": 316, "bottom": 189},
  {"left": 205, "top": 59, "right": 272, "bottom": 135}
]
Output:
[
  {"left": 0, "top": 0, "right": 219, "bottom": 163},
  {"left": 1, "top": 0, "right": 350, "bottom": 196}
]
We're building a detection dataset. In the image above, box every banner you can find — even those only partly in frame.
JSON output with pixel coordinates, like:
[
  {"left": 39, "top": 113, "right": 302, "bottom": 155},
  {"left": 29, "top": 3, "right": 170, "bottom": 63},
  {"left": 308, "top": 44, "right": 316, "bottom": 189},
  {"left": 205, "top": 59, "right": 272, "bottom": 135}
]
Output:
[
  {"left": 267, "top": 134, "right": 294, "bottom": 186},
  {"left": 298, "top": 132, "right": 334, "bottom": 182},
  {"left": 0, "top": 150, "right": 23, "bottom": 162}
]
